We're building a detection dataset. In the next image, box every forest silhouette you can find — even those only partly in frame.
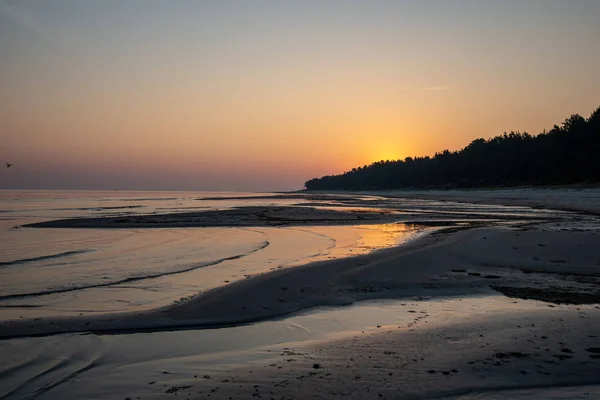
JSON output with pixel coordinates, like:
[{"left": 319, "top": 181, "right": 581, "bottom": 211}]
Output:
[{"left": 305, "top": 106, "right": 600, "bottom": 190}]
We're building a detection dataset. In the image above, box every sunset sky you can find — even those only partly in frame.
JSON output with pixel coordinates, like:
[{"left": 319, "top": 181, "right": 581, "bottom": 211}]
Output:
[{"left": 1, "top": 0, "right": 599, "bottom": 191}]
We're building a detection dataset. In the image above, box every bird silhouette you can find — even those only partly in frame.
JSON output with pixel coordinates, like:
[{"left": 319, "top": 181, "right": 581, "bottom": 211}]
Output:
[{"left": 6, "top": 162, "right": 13, "bottom": 168}]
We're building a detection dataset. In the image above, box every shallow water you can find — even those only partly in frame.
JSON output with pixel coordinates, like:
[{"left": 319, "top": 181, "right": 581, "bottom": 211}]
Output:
[
  {"left": 0, "top": 296, "right": 510, "bottom": 399},
  {"left": 0, "top": 298, "right": 425, "bottom": 399},
  {"left": 0, "top": 190, "right": 426, "bottom": 319},
  {"left": 0, "top": 190, "right": 581, "bottom": 320}
]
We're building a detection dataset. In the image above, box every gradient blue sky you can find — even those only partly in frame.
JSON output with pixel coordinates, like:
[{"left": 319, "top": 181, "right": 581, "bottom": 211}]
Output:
[{"left": 1, "top": 0, "right": 599, "bottom": 191}]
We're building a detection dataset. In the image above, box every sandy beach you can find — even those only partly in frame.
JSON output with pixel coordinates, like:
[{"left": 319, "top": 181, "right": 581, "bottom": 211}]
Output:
[
  {"left": 1, "top": 188, "right": 600, "bottom": 399},
  {"left": 336, "top": 187, "right": 600, "bottom": 215},
  {"left": 5, "top": 1, "right": 599, "bottom": 398}
]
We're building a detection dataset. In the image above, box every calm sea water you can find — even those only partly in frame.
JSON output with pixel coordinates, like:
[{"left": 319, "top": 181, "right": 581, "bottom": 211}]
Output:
[{"left": 0, "top": 190, "right": 420, "bottom": 320}]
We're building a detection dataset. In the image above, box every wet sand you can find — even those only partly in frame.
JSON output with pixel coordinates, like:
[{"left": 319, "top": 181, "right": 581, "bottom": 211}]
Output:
[
  {"left": 186, "top": 299, "right": 600, "bottom": 400},
  {"left": 2, "top": 224, "right": 599, "bottom": 339},
  {"left": 329, "top": 187, "right": 600, "bottom": 215},
  {"left": 24, "top": 206, "right": 400, "bottom": 228}
]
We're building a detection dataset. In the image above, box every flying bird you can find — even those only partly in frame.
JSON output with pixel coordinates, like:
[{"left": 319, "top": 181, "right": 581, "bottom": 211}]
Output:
[{"left": 6, "top": 162, "right": 13, "bottom": 168}]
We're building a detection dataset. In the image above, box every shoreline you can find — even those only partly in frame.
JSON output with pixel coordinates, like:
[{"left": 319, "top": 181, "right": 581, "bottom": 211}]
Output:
[
  {"left": 2, "top": 190, "right": 600, "bottom": 399},
  {"left": 303, "top": 187, "right": 600, "bottom": 215},
  {"left": 0, "top": 228, "right": 446, "bottom": 339},
  {"left": 2, "top": 189, "right": 598, "bottom": 341},
  {"left": 3, "top": 219, "right": 599, "bottom": 339}
]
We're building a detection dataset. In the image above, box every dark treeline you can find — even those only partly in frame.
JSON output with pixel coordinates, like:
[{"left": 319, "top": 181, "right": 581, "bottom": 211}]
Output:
[{"left": 305, "top": 106, "right": 600, "bottom": 190}]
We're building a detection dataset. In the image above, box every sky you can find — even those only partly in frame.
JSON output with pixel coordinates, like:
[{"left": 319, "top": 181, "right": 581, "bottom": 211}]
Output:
[{"left": 1, "top": 0, "right": 599, "bottom": 191}]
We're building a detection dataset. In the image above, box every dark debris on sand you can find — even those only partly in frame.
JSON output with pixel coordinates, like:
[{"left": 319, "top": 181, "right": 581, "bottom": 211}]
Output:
[{"left": 491, "top": 285, "right": 600, "bottom": 305}]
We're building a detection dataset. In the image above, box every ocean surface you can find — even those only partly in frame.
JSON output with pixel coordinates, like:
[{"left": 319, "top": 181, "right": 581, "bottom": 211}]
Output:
[{"left": 0, "top": 190, "right": 427, "bottom": 320}]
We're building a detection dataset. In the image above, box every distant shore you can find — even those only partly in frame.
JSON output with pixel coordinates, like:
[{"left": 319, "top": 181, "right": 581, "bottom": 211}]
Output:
[{"left": 304, "top": 187, "right": 600, "bottom": 215}]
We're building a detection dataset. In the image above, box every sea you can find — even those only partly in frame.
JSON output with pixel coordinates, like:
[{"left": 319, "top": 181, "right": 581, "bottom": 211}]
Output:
[{"left": 0, "top": 190, "right": 425, "bottom": 321}]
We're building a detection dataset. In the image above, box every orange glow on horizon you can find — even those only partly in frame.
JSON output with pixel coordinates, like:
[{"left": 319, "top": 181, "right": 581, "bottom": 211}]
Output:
[
  {"left": 2, "top": 2, "right": 599, "bottom": 191},
  {"left": 368, "top": 145, "right": 405, "bottom": 163}
]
